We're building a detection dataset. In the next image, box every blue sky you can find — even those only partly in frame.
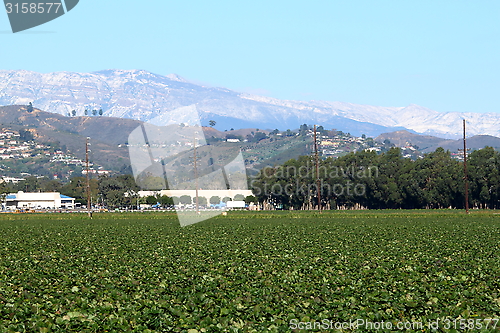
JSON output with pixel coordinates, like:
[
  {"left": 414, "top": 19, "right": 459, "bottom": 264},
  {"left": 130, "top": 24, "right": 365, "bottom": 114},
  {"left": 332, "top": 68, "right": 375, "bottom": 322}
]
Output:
[{"left": 1, "top": 0, "right": 499, "bottom": 113}]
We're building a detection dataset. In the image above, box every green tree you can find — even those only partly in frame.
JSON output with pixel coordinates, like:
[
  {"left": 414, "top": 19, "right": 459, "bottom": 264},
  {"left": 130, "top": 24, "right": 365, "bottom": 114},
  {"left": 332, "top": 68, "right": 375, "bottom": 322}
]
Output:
[
  {"left": 411, "top": 148, "right": 463, "bottom": 209},
  {"left": 71, "top": 110, "right": 76, "bottom": 117},
  {"left": 159, "top": 195, "right": 174, "bottom": 207},
  {"left": 249, "top": 146, "right": 473, "bottom": 210},
  {"left": 234, "top": 194, "right": 245, "bottom": 201},
  {"left": 179, "top": 195, "right": 192, "bottom": 205},
  {"left": 0, "top": 182, "right": 11, "bottom": 209},
  {"left": 0, "top": 181, "right": 11, "bottom": 194},
  {"left": 27, "top": 102, "right": 34, "bottom": 113},
  {"left": 18, "top": 176, "right": 39, "bottom": 192},
  {"left": 469, "top": 147, "right": 500, "bottom": 209},
  {"left": 210, "top": 196, "right": 220, "bottom": 205},
  {"left": 371, "top": 148, "right": 408, "bottom": 209},
  {"left": 99, "top": 109, "right": 103, "bottom": 116},
  {"left": 365, "top": 137, "right": 375, "bottom": 148},
  {"left": 249, "top": 132, "right": 267, "bottom": 143},
  {"left": 197, "top": 196, "right": 208, "bottom": 206},
  {"left": 61, "top": 177, "right": 99, "bottom": 205},
  {"left": 19, "top": 129, "right": 34, "bottom": 142},
  {"left": 244, "top": 195, "right": 257, "bottom": 204},
  {"left": 98, "top": 175, "right": 140, "bottom": 208},
  {"left": 299, "top": 124, "right": 309, "bottom": 134},
  {"left": 41, "top": 179, "right": 62, "bottom": 192},
  {"left": 145, "top": 195, "right": 158, "bottom": 205}
]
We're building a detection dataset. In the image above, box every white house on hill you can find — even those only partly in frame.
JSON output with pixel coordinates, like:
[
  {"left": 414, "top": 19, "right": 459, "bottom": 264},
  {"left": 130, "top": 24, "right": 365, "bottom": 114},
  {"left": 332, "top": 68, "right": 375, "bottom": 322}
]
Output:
[{"left": 5, "top": 191, "right": 75, "bottom": 209}]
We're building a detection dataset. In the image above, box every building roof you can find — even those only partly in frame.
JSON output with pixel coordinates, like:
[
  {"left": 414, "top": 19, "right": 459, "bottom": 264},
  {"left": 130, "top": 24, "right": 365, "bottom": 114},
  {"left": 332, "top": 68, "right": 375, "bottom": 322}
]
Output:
[{"left": 5, "top": 192, "right": 75, "bottom": 200}]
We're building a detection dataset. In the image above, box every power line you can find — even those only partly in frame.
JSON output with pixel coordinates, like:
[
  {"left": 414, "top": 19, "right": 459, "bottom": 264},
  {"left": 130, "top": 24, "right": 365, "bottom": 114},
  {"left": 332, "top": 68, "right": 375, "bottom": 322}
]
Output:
[
  {"left": 86, "top": 137, "right": 92, "bottom": 218},
  {"left": 314, "top": 125, "right": 322, "bottom": 213},
  {"left": 458, "top": 119, "right": 470, "bottom": 214}
]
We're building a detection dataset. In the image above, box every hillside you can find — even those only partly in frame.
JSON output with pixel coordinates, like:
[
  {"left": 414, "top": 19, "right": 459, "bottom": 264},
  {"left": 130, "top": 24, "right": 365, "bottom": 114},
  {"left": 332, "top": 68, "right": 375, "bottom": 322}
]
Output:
[
  {"left": 0, "top": 106, "right": 316, "bottom": 178},
  {"left": 0, "top": 105, "right": 139, "bottom": 172},
  {"left": 1, "top": 105, "right": 395, "bottom": 179},
  {"left": 376, "top": 130, "right": 500, "bottom": 153},
  {"left": 429, "top": 135, "right": 500, "bottom": 152},
  {"left": 376, "top": 130, "right": 453, "bottom": 151}
]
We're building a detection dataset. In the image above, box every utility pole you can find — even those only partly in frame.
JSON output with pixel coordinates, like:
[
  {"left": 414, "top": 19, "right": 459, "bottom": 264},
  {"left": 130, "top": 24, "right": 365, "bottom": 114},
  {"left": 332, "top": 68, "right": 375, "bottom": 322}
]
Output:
[
  {"left": 314, "top": 125, "right": 322, "bottom": 212},
  {"left": 458, "top": 120, "right": 470, "bottom": 213},
  {"left": 462, "top": 119, "right": 470, "bottom": 214},
  {"left": 86, "top": 137, "right": 92, "bottom": 218},
  {"left": 193, "top": 134, "right": 199, "bottom": 214}
]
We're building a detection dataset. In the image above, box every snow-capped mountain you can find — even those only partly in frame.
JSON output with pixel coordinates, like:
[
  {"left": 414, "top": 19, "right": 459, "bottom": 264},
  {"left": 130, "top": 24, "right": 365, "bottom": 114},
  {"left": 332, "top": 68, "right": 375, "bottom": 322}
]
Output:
[{"left": 0, "top": 69, "right": 497, "bottom": 138}]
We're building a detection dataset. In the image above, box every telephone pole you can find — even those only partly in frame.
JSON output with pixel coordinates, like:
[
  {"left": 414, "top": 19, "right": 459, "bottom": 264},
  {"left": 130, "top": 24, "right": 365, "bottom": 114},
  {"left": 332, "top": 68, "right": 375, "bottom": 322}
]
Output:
[
  {"left": 86, "top": 137, "right": 92, "bottom": 218},
  {"left": 458, "top": 120, "right": 470, "bottom": 214},
  {"left": 463, "top": 120, "right": 469, "bottom": 214},
  {"left": 314, "top": 125, "right": 322, "bottom": 212},
  {"left": 193, "top": 134, "right": 199, "bottom": 214}
]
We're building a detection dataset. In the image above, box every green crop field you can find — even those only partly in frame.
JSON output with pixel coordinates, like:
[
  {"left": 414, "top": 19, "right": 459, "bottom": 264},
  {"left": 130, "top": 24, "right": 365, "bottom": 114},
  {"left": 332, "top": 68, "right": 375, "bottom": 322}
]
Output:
[{"left": 0, "top": 211, "right": 499, "bottom": 332}]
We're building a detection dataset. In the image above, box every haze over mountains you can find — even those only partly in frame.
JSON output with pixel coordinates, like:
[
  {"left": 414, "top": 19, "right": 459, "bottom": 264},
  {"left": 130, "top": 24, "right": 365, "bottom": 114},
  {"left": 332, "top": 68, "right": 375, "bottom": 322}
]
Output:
[{"left": 0, "top": 69, "right": 499, "bottom": 138}]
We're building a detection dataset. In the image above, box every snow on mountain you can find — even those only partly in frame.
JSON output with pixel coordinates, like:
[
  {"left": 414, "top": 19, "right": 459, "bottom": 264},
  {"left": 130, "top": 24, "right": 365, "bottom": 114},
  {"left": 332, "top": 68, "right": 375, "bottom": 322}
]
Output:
[{"left": 0, "top": 69, "right": 498, "bottom": 138}]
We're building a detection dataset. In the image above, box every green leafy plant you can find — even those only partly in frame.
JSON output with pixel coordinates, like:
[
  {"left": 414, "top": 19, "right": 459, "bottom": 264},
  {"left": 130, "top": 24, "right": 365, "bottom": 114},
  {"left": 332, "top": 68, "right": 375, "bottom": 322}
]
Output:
[{"left": 0, "top": 210, "right": 498, "bottom": 332}]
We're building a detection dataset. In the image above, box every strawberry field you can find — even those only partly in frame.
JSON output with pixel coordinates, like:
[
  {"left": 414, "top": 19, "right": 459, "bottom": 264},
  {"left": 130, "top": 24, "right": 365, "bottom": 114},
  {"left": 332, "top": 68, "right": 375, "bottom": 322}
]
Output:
[{"left": 0, "top": 211, "right": 499, "bottom": 332}]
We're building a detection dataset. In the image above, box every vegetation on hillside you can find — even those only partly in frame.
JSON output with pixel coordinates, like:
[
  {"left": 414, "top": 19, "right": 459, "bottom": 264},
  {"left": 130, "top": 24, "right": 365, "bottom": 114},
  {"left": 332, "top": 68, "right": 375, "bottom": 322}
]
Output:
[{"left": 0, "top": 105, "right": 138, "bottom": 174}]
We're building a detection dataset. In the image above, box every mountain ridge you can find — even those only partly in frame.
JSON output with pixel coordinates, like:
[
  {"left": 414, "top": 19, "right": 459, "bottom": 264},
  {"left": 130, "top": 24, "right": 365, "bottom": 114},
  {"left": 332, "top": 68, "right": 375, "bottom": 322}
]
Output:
[{"left": 1, "top": 69, "right": 499, "bottom": 138}]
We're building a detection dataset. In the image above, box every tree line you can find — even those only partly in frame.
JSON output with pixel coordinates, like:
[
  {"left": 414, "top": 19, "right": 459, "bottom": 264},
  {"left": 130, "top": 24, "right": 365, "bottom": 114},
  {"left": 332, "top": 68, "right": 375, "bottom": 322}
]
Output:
[
  {"left": 3, "top": 146, "right": 498, "bottom": 210},
  {"left": 0, "top": 175, "right": 140, "bottom": 208},
  {"left": 0, "top": 174, "right": 252, "bottom": 209},
  {"left": 251, "top": 147, "right": 500, "bottom": 210}
]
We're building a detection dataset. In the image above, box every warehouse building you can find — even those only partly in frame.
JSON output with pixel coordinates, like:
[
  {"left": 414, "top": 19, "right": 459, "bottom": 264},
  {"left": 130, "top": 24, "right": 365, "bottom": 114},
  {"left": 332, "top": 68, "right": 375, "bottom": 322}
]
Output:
[{"left": 5, "top": 191, "right": 75, "bottom": 210}]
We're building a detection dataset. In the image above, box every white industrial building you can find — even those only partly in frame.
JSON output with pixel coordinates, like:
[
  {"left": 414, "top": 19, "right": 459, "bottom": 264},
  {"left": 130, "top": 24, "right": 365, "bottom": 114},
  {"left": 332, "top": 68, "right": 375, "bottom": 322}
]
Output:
[
  {"left": 138, "top": 189, "right": 253, "bottom": 202},
  {"left": 5, "top": 191, "right": 75, "bottom": 209}
]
